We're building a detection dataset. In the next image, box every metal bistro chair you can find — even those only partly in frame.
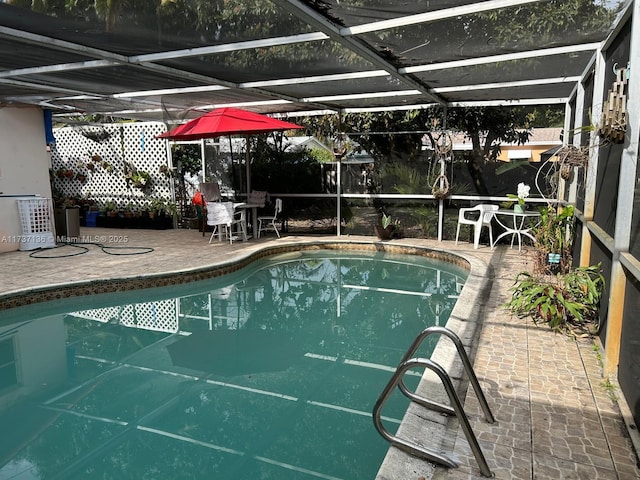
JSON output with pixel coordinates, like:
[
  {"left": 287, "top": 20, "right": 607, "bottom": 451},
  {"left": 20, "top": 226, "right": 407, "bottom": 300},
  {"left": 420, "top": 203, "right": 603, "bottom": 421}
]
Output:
[
  {"left": 200, "top": 182, "right": 221, "bottom": 203},
  {"left": 207, "top": 201, "right": 247, "bottom": 244},
  {"left": 455, "top": 204, "right": 498, "bottom": 249},
  {"left": 257, "top": 198, "right": 283, "bottom": 238},
  {"left": 247, "top": 190, "right": 268, "bottom": 208}
]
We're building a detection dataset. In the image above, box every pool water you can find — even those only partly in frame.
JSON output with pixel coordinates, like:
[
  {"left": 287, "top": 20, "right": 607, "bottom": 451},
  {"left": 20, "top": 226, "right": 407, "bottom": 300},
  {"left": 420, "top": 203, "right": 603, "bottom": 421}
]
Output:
[{"left": 0, "top": 250, "right": 467, "bottom": 479}]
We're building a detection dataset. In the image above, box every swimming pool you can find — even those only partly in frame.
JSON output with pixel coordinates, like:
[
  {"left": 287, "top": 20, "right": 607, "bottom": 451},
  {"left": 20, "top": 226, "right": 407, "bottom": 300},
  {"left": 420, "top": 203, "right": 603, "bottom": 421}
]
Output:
[{"left": 0, "top": 249, "right": 468, "bottom": 479}]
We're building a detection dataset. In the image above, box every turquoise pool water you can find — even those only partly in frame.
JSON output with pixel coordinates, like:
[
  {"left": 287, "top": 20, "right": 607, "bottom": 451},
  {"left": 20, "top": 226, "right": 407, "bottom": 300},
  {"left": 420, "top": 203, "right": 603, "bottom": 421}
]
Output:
[{"left": 0, "top": 250, "right": 467, "bottom": 479}]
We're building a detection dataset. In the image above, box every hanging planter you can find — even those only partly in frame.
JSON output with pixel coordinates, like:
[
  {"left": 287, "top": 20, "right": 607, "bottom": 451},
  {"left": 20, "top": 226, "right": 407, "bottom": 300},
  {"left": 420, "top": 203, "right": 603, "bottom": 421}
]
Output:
[
  {"left": 559, "top": 163, "right": 572, "bottom": 181},
  {"left": 431, "top": 174, "right": 451, "bottom": 200},
  {"left": 124, "top": 160, "right": 152, "bottom": 191},
  {"left": 434, "top": 132, "right": 453, "bottom": 157},
  {"left": 557, "top": 145, "right": 589, "bottom": 168},
  {"left": 130, "top": 171, "right": 152, "bottom": 191}
]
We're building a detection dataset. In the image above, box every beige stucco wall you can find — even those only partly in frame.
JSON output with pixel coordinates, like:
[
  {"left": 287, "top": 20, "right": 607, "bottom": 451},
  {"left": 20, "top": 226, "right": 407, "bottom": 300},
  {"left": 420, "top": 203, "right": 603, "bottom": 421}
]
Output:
[{"left": 0, "top": 107, "right": 53, "bottom": 253}]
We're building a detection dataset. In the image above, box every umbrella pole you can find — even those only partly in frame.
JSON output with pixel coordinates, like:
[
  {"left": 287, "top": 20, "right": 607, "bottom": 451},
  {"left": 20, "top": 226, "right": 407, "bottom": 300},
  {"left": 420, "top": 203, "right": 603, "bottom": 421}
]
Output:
[{"left": 245, "top": 135, "right": 251, "bottom": 195}]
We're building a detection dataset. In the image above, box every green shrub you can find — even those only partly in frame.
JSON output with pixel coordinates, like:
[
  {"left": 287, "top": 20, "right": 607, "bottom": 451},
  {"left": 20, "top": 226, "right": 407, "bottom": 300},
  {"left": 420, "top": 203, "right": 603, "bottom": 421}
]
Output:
[{"left": 506, "top": 264, "right": 604, "bottom": 335}]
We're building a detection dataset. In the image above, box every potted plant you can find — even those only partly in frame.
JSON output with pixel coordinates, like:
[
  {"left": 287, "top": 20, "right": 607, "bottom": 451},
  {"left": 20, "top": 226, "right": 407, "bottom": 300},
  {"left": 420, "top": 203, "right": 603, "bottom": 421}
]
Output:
[
  {"left": 506, "top": 182, "right": 530, "bottom": 213},
  {"left": 124, "top": 202, "right": 136, "bottom": 218},
  {"left": 375, "top": 212, "right": 402, "bottom": 240},
  {"left": 85, "top": 203, "right": 99, "bottom": 227},
  {"left": 124, "top": 161, "right": 152, "bottom": 191},
  {"left": 102, "top": 200, "right": 118, "bottom": 217},
  {"left": 164, "top": 199, "right": 178, "bottom": 218},
  {"left": 531, "top": 205, "right": 575, "bottom": 274},
  {"left": 147, "top": 198, "right": 176, "bottom": 229},
  {"left": 148, "top": 198, "right": 163, "bottom": 219}
]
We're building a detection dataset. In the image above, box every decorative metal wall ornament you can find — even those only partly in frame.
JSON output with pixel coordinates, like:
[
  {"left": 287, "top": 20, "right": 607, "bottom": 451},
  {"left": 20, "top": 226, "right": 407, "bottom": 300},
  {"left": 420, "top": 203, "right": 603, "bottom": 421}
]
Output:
[{"left": 598, "top": 66, "right": 628, "bottom": 144}]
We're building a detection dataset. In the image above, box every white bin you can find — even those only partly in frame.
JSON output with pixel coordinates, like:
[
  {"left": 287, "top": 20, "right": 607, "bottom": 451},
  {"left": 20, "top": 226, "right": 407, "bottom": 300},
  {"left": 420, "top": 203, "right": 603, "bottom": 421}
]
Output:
[{"left": 16, "top": 198, "right": 56, "bottom": 250}]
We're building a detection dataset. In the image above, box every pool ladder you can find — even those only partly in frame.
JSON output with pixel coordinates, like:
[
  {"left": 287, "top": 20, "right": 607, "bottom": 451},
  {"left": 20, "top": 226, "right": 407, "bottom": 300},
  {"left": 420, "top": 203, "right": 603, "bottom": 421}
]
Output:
[{"left": 372, "top": 326, "right": 495, "bottom": 478}]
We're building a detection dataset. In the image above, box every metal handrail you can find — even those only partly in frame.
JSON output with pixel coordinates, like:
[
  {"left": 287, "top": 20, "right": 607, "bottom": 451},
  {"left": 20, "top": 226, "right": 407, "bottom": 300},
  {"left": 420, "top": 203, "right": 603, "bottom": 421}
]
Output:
[
  {"left": 398, "top": 326, "right": 495, "bottom": 424},
  {"left": 372, "top": 326, "right": 494, "bottom": 478}
]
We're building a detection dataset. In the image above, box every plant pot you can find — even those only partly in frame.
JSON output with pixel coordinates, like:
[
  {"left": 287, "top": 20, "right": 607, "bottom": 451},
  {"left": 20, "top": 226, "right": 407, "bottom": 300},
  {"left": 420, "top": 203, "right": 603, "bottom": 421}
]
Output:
[
  {"left": 514, "top": 204, "right": 525, "bottom": 214},
  {"left": 375, "top": 224, "right": 394, "bottom": 240},
  {"left": 85, "top": 211, "right": 99, "bottom": 227}
]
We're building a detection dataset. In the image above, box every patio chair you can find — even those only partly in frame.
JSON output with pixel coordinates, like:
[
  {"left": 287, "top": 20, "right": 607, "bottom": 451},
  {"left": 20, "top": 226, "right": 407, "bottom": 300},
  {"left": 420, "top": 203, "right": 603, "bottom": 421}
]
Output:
[
  {"left": 247, "top": 190, "right": 269, "bottom": 208},
  {"left": 200, "top": 182, "right": 221, "bottom": 203},
  {"left": 455, "top": 204, "right": 498, "bottom": 249},
  {"left": 206, "top": 201, "right": 247, "bottom": 244},
  {"left": 257, "top": 198, "right": 283, "bottom": 238}
]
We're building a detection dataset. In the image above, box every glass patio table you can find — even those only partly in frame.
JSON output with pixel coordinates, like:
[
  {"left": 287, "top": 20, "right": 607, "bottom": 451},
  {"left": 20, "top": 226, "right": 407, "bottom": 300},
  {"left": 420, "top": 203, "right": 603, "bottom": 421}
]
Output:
[{"left": 491, "top": 209, "right": 541, "bottom": 251}]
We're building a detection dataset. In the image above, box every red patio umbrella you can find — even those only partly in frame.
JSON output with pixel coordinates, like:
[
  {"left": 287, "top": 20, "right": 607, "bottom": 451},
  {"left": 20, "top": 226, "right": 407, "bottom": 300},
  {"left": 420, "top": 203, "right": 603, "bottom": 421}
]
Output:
[
  {"left": 157, "top": 107, "right": 302, "bottom": 141},
  {"left": 157, "top": 107, "right": 303, "bottom": 193}
]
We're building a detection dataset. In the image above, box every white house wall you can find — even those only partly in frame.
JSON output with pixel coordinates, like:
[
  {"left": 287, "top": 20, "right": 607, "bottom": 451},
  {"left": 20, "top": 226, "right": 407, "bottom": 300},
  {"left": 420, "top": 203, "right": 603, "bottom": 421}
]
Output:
[{"left": 0, "top": 107, "right": 52, "bottom": 253}]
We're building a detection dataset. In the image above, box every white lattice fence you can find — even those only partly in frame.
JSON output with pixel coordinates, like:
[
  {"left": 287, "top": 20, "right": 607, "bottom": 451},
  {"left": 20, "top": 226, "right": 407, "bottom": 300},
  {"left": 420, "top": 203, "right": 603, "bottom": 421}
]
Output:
[
  {"left": 120, "top": 300, "right": 178, "bottom": 333},
  {"left": 72, "top": 299, "right": 178, "bottom": 333},
  {"left": 51, "top": 122, "right": 172, "bottom": 210}
]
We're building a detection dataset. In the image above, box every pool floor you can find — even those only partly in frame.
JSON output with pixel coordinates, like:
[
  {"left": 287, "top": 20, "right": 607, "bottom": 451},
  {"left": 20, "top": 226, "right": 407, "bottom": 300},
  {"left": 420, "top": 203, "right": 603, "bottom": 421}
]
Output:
[{"left": 0, "top": 250, "right": 467, "bottom": 479}]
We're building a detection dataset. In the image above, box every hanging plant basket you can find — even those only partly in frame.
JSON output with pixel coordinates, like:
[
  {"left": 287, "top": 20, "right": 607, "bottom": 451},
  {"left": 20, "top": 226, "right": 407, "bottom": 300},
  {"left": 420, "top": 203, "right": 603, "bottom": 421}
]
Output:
[
  {"left": 431, "top": 174, "right": 451, "bottom": 200},
  {"left": 434, "top": 132, "right": 453, "bottom": 156},
  {"left": 559, "top": 163, "right": 572, "bottom": 181},
  {"left": 556, "top": 145, "right": 589, "bottom": 168}
]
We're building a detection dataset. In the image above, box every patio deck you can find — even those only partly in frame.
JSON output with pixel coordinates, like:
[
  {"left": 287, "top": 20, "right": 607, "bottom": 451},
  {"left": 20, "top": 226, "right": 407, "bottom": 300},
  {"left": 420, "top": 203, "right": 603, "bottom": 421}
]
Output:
[{"left": 0, "top": 227, "right": 638, "bottom": 480}]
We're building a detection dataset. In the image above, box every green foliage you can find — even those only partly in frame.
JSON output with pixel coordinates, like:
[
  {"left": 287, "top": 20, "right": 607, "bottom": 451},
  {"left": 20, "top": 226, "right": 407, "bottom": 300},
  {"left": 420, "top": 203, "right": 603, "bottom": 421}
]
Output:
[
  {"left": 381, "top": 162, "right": 431, "bottom": 195},
  {"left": 381, "top": 212, "right": 393, "bottom": 229},
  {"left": 102, "top": 200, "right": 116, "bottom": 213},
  {"left": 171, "top": 144, "right": 201, "bottom": 177},
  {"left": 251, "top": 135, "right": 322, "bottom": 194},
  {"left": 600, "top": 378, "right": 618, "bottom": 402},
  {"left": 148, "top": 197, "right": 177, "bottom": 216},
  {"left": 309, "top": 147, "right": 335, "bottom": 164},
  {"left": 531, "top": 205, "right": 575, "bottom": 274},
  {"left": 506, "top": 265, "right": 604, "bottom": 335},
  {"left": 375, "top": 211, "right": 402, "bottom": 239}
]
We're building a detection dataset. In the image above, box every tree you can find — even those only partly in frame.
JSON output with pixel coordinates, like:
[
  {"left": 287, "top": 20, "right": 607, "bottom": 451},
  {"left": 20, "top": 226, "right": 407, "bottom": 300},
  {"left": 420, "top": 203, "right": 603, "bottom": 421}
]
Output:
[
  {"left": 447, "top": 107, "right": 533, "bottom": 195},
  {"left": 171, "top": 144, "right": 201, "bottom": 217},
  {"left": 298, "top": 107, "right": 534, "bottom": 196}
]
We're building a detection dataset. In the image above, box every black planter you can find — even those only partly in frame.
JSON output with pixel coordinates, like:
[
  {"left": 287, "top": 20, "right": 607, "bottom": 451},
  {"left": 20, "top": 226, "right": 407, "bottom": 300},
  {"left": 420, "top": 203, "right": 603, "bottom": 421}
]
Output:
[
  {"left": 96, "top": 215, "right": 173, "bottom": 230},
  {"left": 375, "top": 224, "right": 395, "bottom": 240}
]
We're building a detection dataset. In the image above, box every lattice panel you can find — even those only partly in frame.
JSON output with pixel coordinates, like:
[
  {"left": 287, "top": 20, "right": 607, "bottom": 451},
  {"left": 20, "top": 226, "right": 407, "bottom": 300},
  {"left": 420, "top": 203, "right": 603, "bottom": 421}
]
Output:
[
  {"left": 120, "top": 300, "right": 178, "bottom": 333},
  {"left": 50, "top": 122, "right": 172, "bottom": 210},
  {"left": 72, "top": 306, "right": 120, "bottom": 323},
  {"left": 72, "top": 300, "right": 178, "bottom": 333}
]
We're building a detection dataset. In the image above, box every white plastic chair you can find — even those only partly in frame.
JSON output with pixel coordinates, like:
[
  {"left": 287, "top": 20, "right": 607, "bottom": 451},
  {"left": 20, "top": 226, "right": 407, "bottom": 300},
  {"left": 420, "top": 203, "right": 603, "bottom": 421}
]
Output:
[
  {"left": 455, "top": 204, "right": 498, "bottom": 249},
  {"left": 257, "top": 198, "right": 282, "bottom": 238},
  {"left": 206, "top": 201, "right": 247, "bottom": 244}
]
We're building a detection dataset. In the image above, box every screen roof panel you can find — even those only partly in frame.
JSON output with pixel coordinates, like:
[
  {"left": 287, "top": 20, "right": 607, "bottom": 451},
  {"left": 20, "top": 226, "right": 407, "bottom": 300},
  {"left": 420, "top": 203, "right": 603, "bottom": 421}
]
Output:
[{"left": 0, "top": 0, "right": 626, "bottom": 122}]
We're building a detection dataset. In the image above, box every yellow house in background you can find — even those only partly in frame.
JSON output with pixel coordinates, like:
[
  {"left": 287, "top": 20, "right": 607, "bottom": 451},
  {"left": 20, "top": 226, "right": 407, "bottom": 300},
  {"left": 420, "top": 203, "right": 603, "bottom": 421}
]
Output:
[{"left": 450, "top": 128, "right": 563, "bottom": 162}]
